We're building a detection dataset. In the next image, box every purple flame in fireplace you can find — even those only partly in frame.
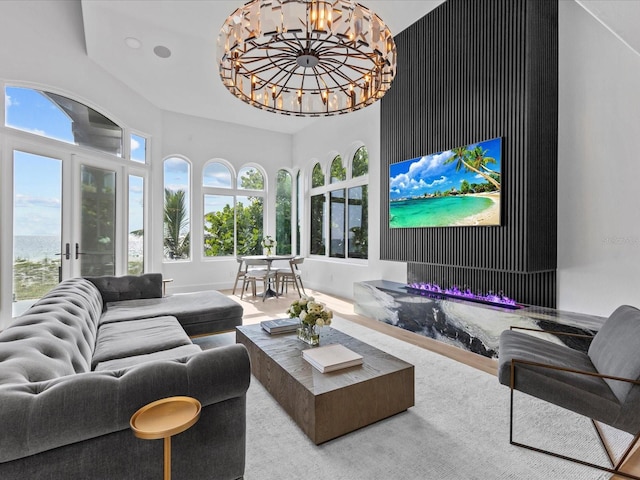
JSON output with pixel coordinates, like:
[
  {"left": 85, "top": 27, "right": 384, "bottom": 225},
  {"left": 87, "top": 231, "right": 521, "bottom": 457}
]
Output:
[{"left": 406, "top": 282, "right": 520, "bottom": 309}]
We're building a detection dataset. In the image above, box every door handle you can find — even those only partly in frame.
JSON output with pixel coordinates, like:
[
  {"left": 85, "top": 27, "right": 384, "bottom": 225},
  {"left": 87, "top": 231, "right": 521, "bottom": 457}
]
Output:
[
  {"left": 75, "top": 243, "right": 85, "bottom": 260},
  {"left": 56, "top": 243, "right": 70, "bottom": 260}
]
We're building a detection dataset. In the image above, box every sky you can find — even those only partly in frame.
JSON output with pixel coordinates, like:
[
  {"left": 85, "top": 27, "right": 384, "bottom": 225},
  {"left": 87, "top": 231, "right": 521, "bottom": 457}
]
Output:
[
  {"left": 389, "top": 136, "right": 502, "bottom": 200},
  {"left": 6, "top": 86, "right": 146, "bottom": 236}
]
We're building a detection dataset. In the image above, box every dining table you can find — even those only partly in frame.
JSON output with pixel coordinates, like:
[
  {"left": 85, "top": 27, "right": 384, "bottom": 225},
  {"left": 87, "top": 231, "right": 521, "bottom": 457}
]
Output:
[{"left": 240, "top": 254, "right": 295, "bottom": 299}]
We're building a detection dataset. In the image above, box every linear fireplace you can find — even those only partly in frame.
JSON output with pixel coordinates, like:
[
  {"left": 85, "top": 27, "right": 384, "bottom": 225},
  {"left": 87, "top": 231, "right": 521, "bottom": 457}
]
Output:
[{"left": 406, "top": 282, "right": 520, "bottom": 309}]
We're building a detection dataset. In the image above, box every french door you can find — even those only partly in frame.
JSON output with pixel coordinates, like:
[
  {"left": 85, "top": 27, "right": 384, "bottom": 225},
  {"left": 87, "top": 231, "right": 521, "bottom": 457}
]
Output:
[{"left": 10, "top": 147, "right": 122, "bottom": 317}]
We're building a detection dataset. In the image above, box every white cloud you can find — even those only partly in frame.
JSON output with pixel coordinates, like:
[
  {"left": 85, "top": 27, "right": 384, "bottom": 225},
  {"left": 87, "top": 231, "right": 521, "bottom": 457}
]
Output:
[
  {"left": 14, "top": 194, "right": 61, "bottom": 208},
  {"left": 427, "top": 176, "right": 448, "bottom": 188}
]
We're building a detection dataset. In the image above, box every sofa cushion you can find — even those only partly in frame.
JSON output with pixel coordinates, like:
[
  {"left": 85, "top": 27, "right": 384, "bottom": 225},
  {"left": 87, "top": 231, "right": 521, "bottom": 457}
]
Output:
[
  {"left": 86, "top": 273, "right": 162, "bottom": 304},
  {"left": 92, "top": 316, "right": 192, "bottom": 369},
  {"left": 100, "top": 291, "right": 243, "bottom": 335},
  {"left": 94, "top": 344, "right": 202, "bottom": 371}
]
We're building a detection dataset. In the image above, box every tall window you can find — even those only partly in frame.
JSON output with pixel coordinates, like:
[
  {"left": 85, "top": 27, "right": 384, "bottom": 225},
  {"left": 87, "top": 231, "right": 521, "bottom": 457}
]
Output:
[
  {"left": 203, "top": 162, "right": 265, "bottom": 257},
  {"left": 163, "top": 157, "right": 191, "bottom": 260},
  {"left": 276, "top": 170, "right": 292, "bottom": 255},
  {"left": 296, "top": 171, "right": 302, "bottom": 255},
  {"left": 329, "top": 156, "right": 346, "bottom": 257},
  {"left": 310, "top": 162, "right": 325, "bottom": 254},
  {"left": 349, "top": 147, "right": 368, "bottom": 258},
  {"left": 309, "top": 147, "right": 369, "bottom": 259},
  {"left": 128, "top": 175, "right": 144, "bottom": 274}
]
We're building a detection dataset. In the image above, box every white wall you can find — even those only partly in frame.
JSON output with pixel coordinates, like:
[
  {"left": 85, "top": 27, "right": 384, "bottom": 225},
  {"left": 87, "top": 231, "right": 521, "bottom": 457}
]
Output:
[
  {"left": 291, "top": 106, "right": 406, "bottom": 299},
  {"left": 156, "top": 111, "right": 293, "bottom": 293},
  {"left": 557, "top": 1, "right": 640, "bottom": 316}
]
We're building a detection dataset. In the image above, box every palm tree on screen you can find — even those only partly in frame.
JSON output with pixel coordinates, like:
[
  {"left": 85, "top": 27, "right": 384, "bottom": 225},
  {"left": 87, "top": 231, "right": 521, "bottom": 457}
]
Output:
[
  {"left": 468, "top": 146, "right": 500, "bottom": 190},
  {"left": 444, "top": 145, "right": 500, "bottom": 191},
  {"left": 164, "top": 188, "right": 190, "bottom": 259}
]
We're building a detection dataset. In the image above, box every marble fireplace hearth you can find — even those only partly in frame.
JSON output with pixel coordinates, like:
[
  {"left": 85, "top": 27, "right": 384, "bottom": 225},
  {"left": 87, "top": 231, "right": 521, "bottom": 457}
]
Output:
[{"left": 353, "top": 280, "right": 606, "bottom": 359}]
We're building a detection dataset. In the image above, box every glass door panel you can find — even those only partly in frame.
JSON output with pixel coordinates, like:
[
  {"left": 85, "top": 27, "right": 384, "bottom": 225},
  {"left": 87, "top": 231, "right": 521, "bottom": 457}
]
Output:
[
  {"left": 12, "top": 151, "right": 63, "bottom": 316},
  {"left": 79, "top": 164, "right": 116, "bottom": 276}
]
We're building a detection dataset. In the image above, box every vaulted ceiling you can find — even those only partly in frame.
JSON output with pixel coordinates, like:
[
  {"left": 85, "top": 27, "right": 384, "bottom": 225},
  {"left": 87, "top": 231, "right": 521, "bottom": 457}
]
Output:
[{"left": 80, "top": 0, "right": 640, "bottom": 135}]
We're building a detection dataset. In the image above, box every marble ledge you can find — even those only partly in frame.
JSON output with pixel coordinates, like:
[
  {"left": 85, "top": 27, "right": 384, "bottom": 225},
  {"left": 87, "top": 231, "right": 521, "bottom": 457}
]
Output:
[{"left": 353, "top": 280, "right": 606, "bottom": 359}]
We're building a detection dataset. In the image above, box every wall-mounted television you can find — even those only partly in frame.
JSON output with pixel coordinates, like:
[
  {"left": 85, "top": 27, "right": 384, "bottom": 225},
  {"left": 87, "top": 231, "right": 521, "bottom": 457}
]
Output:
[{"left": 389, "top": 137, "right": 502, "bottom": 228}]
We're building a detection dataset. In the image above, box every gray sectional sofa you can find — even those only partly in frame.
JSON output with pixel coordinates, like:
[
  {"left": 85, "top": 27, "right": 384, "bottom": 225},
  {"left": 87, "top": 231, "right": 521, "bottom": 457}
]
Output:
[{"left": 0, "top": 274, "right": 249, "bottom": 479}]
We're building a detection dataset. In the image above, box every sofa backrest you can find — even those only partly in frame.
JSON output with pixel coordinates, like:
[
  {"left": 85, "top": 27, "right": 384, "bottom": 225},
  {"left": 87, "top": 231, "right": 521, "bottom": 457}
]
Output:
[
  {"left": 0, "top": 278, "right": 103, "bottom": 385},
  {"left": 588, "top": 305, "right": 640, "bottom": 403},
  {"left": 86, "top": 273, "right": 162, "bottom": 304}
]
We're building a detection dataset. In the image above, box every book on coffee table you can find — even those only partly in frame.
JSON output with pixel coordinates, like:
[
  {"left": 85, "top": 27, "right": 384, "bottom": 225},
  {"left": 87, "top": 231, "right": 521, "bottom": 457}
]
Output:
[
  {"left": 260, "top": 318, "right": 300, "bottom": 334},
  {"left": 302, "top": 344, "right": 364, "bottom": 373}
]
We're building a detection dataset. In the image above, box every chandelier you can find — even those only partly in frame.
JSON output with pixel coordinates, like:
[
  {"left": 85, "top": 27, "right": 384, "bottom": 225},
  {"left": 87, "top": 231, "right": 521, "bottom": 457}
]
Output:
[{"left": 217, "top": 0, "right": 397, "bottom": 116}]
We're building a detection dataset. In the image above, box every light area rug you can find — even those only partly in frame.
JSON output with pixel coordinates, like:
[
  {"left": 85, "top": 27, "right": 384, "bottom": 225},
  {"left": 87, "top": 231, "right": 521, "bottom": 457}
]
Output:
[{"left": 202, "top": 318, "right": 622, "bottom": 480}]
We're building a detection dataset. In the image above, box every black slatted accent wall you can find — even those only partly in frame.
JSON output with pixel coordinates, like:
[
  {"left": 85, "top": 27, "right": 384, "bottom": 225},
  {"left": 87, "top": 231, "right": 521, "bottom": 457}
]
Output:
[{"left": 380, "top": 0, "right": 558, "bottom": 307}]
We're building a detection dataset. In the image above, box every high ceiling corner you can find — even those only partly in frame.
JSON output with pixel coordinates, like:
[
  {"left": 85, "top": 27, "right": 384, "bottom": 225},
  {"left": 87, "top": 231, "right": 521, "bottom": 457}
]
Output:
[{"left": 80, "top": 0, "right": 445, "bottom": 134}]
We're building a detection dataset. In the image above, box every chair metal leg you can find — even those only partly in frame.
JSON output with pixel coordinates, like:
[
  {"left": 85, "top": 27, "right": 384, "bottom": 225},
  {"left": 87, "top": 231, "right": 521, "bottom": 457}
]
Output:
[{"left": 509, "top": 360, "right": 640, "bottom": 480}]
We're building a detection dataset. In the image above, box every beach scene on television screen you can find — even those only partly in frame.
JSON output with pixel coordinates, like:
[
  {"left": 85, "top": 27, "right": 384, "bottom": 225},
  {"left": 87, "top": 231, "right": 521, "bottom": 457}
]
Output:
[{"left": 389, "top": 137, "right": 502, "bottom": 228}]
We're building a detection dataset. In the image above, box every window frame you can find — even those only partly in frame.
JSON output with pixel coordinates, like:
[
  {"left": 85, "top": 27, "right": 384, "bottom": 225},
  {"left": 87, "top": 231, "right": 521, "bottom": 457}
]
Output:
[
  {"left": 307, "top": 145, "right": 369, "bottom": 263},
  {"left": 162, "top": 155, "right": 192, "bottom": 262},
  {"left": 201, "top": 160, "right": 267, "bottom": 259}
]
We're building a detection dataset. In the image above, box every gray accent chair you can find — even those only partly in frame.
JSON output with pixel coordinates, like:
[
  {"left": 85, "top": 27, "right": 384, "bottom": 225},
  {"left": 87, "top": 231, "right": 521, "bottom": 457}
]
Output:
[{"left": 498, "top": 304, "right": 640, "bottom": 479}]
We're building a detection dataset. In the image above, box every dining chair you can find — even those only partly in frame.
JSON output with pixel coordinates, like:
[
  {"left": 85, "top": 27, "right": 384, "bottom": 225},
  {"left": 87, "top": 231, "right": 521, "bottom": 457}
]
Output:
[
  {"left": 276, "top": 257, "right": 305, "bottom": 297},
  {"left": 232, "top": 257, "right": 246, "bottom": 296},
  {"left": 240, "top": 258, "right": 276, "bottom": 301}
]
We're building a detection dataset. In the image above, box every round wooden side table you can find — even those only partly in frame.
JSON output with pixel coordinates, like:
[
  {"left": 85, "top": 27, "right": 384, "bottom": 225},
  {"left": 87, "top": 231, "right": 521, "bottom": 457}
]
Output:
[{"left": 130, "top": 396, "right": 201, "bottom": 480}]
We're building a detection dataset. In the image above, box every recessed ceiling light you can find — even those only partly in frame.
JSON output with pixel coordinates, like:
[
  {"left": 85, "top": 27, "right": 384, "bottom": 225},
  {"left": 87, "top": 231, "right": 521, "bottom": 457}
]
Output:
[
  {"left": 124, "top": 37, "right": 142, "bottom": 49},
  {"left": 153, "top": 45, "right": 171, "bottom": 59}
]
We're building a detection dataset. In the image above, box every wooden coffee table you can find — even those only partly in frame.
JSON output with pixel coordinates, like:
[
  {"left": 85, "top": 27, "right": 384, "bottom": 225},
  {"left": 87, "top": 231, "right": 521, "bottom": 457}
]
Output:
[{"left": 236, "top": 324, "right": 414, "bottom": 444}]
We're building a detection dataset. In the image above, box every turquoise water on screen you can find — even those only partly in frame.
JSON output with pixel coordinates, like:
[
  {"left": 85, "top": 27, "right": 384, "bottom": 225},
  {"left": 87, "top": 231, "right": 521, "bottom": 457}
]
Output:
[{"left": 389, "top": 196, "right": 494, "bottom": 228}]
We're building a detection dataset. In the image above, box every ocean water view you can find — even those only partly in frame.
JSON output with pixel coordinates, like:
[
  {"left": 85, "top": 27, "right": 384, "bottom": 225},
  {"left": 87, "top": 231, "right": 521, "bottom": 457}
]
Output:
[
  {"left": 13, "top": 235, "right": 60, "bottom": 261},
  {"left": 13, "top": 235, "right": 144, "bottom": 261},
  {"left": 389, "top": 196, "right": 494, "bottom": 228}
]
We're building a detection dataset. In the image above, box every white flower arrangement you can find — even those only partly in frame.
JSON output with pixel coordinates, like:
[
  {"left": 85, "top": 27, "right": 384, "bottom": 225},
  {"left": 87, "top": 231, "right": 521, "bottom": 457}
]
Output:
[
  {"left": 261, "top": 235, "right": 276, "bottom": 249},
  {"left": 286, "top": 295, "right": 333, "bottom": 327}
]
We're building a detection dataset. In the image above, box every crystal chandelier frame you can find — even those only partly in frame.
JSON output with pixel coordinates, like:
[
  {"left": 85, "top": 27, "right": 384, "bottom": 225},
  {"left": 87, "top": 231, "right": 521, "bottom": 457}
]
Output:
[{"left": 217, "top": 0, "right": 397, "bottom": 116}]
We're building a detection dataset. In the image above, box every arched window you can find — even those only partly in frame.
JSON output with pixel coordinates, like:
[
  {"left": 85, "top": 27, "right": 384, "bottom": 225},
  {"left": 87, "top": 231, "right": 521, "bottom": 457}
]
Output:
[
  {"left": 348, "top": 146, "right": 369, "bottom": 258},
  {"left": 236, "top": 167, "right": 265, "bottom": 255},
  {"left": 203, "top": 162, "right": 232, "bottom": 188},
  {"left": 311, "top": 163, "right": 324, "bottom": 188},
  {"left": 330, "top": 156, "right": 346, "bottom": 183},
  {"left": 309, "top": 146, "right": 369, "bottom": 260},
  {"left": 276, "top": 170, "right": 292, "bottom": 254},
  {"left": 3, "top": 86, "right": 149, "bottom": 320},
  {"left": 163, "top": 157, "right": 190, "bottom": 260},
  {"left": 202, "top": 162, "right": 266, "bottom": 257},
  {"left": 238, "top": 167, "right": 264, "bottom": 190},
  {"left": 5, "top": 86, "right": 124, "bottom": 157},
  {"left": 352, "top": 146, "right": 369, "bottom": 177}
]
